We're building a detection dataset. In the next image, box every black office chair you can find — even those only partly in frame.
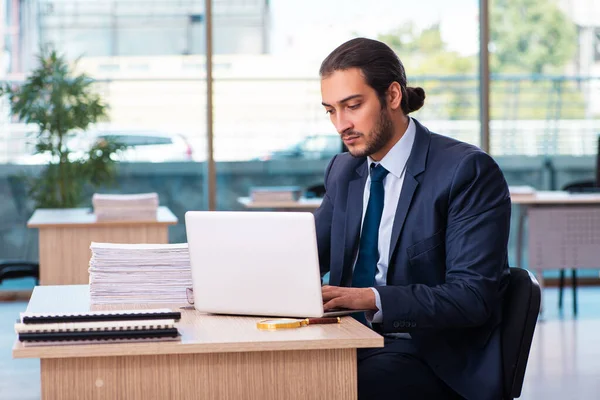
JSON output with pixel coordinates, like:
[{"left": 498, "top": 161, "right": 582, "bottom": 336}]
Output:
[
  {"left": 501, "top": 267, "right": 541, "bottom": 400},
  {"left": 2, "top": 176, "right": 39, "bottom": 288},
  {"left": 561, "top": 134, "right": 600, "bottom": 193},
  {"left": 0, "top": 260, "right": 39, "bottom": 285},
  {"left": 305, "top": 183, "right": 326, "bottom": 198}
]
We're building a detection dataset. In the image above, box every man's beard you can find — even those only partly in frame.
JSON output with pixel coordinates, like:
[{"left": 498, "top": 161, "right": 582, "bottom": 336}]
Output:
[{"left": 344, "top": 108, "right": 394, "bottom": 159}]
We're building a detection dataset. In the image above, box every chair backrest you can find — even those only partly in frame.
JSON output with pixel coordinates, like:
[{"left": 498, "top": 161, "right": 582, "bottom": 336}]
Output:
[
  {"left": 305, "top": 183, "right": 325, "bottom": 198},
  {"left": 501, "top": 267, "right": 541, "bottom": 399},
  {"left": 0, "top": 261, "right": 39, "bottom": 285},
  {"left": 7, "top": 175, "right": 29, "bottom": 218}
]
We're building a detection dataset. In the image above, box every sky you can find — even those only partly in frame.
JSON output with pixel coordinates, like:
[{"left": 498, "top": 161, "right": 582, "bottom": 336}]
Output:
[{"left": 268, "top": 0, "right": 480, "bottom": 59}]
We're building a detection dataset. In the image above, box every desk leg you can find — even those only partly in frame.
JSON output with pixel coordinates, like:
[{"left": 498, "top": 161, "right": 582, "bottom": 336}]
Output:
[
  {"left": 558, "top": 269, "right": 565, "bottom": 311},
  {"left": 572, "top": 269, "right": 578, "bottom": 317},
  {"left": 518, "top": 205, "right": 545, "bottom": 315},
  {"left": 535, "top": 268, "right": 545, "bottom": 315},
  {"left": 41, "top": 349, "right": 357, "bottom": 400},
  {"left": 516, "top": 205, "right": 527, "bottom": 270}
]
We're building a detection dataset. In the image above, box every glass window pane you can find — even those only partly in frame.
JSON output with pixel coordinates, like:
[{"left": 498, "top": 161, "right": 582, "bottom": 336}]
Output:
[
  {"left": 489, "top": 0, "right": 600, "bottom": 277},
  {"left": 214, "top": 0, "right": 481, "bottom": 211},
  {"left": 0, "top": 0, "right": 207, "bottom": 279}
]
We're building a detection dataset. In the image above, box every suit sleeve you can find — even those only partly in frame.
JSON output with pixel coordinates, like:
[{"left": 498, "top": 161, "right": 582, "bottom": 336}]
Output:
[
  {"left": 376, "top": 151, "right": 511, "bottom": 332},
  {"left": 313, "top": 154, "right": 337, "bottom": 277}
]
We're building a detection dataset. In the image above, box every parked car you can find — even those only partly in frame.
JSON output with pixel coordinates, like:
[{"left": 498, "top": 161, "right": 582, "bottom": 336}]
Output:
[
  {"left": 257, "top": 134, "right": 342, "bottom": 161},
  {"left": 89, "top": 130, "right": 195, "bottom": 163},
  {"left": 12, "top": 129, "right": 196, "bottom": 164}
]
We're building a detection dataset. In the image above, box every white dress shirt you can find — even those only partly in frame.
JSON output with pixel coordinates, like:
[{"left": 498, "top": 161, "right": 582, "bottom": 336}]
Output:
[{"left": 354, "top": 117, "right": 416, "bottom": 335}]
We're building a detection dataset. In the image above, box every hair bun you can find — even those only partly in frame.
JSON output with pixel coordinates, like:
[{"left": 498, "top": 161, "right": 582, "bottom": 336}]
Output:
[{"left": 406, "top": 86, "right": 425, "bottom": 114}]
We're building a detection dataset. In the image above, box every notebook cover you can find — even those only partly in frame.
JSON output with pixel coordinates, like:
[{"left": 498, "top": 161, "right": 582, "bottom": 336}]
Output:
[
  {"left": 21, "top": 310, "right": 182, "bottom": 324},
  {"left": 15, "top": 319, "right": 176, "bottom": 334},
  {"left": 19, "top": 327, "right": 179, "bottom": 342}
]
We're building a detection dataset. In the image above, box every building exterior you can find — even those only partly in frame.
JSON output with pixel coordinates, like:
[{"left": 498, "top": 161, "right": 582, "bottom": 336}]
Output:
[
  {"left": 558, "top": 0, "right": 600, "bottom": 116},
  {"left": 8, "top": 0, "right": 270, "bottom": 74}
]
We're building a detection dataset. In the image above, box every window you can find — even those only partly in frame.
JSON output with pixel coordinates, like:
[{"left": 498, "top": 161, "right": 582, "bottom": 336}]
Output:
[
  {"left": 0, "top": 0, "right": 207, "bottom": 267},
  {"left": 214, "top": 0, "right": 481, "bottom": 210}
]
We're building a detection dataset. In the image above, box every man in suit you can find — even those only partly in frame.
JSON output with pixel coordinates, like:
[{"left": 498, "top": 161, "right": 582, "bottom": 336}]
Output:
[{"left": 314, "top": 38, "right": 511, "bottom": 400}]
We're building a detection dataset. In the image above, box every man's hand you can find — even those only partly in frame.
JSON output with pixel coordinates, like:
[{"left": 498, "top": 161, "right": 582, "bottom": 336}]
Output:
[{"left": 322, "top": 285, "right": 378, "bottom": 311}]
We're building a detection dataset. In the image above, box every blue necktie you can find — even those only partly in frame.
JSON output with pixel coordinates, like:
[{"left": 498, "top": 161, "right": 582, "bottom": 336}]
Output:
[
  {"left": 351, "top": 163, "right": 388, "bottom": 324},
  {"left": 353, "top": 163, "right": 389, "bottom": 288}
]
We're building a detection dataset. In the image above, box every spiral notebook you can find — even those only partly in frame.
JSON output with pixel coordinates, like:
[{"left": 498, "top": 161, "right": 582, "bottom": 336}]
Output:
[
  {"left": 19, "top": 308, "right": 181, "bottom": 324},
  {"left": 16, "top": 309, "right": 181, "bottom": 346}
]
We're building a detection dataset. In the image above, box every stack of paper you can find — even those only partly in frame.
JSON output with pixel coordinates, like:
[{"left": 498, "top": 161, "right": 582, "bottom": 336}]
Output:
[
  {"left": 92, "top": 193, "right": 159, "bottom": 221},
  {"left": 250, "top": 186, "right": 302, "bottom": 202},
  {"left": 509, "top": 186, "right": 536, "bottom": 196},
  {"left": 89, "top": 242, "right": 192, "bottom": 304}
]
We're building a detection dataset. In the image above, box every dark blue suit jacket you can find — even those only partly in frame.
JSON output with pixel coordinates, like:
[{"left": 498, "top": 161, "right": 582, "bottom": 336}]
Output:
[{"left": 314, "top": 119, "right": 511, "bottom": 400}]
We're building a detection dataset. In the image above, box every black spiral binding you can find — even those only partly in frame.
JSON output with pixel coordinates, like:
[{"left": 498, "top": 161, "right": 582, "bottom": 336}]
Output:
[{"left": 21, "top": 310, "right": 182, "bottom": 324}]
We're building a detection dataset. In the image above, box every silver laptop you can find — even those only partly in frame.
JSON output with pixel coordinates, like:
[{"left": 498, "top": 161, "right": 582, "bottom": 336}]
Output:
[{"left": 185, "top": 211, "right": 360, "bottom": 318}]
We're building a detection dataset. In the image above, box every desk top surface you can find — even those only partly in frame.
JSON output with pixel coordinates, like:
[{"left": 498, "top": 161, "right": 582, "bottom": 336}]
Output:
[
  {"left": 13, "top": 285, "right": 383, "bottom": 359},
  {"left": 511, "top": 191, "right": 600, "bottom": 205},
  {"left": 27, "top": 206, "right": 178, "bottom": 227},
  {"left": 240, "top": 189, "right": 600, "bottom": 208},
  {"left": 238, "top": 197, "right": 322, "bottom": 209}
]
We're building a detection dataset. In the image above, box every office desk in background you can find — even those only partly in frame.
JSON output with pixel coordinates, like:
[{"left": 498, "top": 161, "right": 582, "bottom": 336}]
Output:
[
  {"left": 27, "top": 207, "right": 178, "bottom": 285},
  {"left": 13, "top": 285, "right": 383, "bottom": 400},
  {"left": 240, "top": 189, "right": 600, "bottom": 283},
  {"left": 238, "top": 196, "right": 322, "bottom": 211},
  {"left": 512, "top": 191, "right": 600, "bottom": 311},
  {"left": 238, "top": 187, "right": 544, "bottom": 212}
]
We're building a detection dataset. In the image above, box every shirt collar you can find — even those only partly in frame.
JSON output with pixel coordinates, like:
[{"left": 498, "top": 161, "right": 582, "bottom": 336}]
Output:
[{"left": 367, "top": 117, "right": 416, "bottom": 179}]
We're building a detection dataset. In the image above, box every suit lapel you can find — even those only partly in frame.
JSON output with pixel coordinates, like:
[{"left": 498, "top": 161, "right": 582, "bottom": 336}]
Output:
[
  {"left": 387, "top": 118, "right": 431, "bottom": 266},
  {"left": 340, "top": 162, "right": 368, "bottom": 287},
  {"left": 388, "top": 173, "right": 418, "bottom": 265}
]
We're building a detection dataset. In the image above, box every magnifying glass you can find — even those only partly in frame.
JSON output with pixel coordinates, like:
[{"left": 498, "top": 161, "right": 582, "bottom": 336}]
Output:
[{"left": 257, "top": 317, "right": 341, "bottom": 330}]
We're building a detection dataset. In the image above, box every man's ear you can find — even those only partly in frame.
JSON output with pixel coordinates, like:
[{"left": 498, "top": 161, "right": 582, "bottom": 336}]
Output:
[{"left": 387, "top": 82, "right": 402, "bottom": 110}]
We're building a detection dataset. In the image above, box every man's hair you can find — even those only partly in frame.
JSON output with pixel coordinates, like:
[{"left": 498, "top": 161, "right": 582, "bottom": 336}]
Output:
[{"left": 319, "top": 37, "right": 425, "bottom": 115}]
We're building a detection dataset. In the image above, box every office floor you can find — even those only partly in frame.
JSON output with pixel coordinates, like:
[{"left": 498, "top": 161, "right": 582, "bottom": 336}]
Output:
[
  {"left": 0, "top": 287, "right": 599, "bottom": 400},
  {"left": 0, "top": 301, "right": 39, "bottom": 400}
]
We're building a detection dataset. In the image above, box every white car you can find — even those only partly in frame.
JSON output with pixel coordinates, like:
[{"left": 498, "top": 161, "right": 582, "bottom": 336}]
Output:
[
  {"left": 255, "top": 134, "right": 343, "bottom": 161},
  {"left": 89, "top": 130, "right": 196, "bottom": 163},
  {"left": 13, "top": 130, "right": 197, "bottom": 164}
]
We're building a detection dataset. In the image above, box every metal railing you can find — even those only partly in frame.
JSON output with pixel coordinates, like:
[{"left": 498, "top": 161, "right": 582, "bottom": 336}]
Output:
[{"left": 0, "top": 74, "right": 598, "bottom": 162}]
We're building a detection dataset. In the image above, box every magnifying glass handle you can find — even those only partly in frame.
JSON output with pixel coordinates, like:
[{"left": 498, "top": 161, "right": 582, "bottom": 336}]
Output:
[{"left": 304, "top": 317, "right": 341, "bottom": 325}]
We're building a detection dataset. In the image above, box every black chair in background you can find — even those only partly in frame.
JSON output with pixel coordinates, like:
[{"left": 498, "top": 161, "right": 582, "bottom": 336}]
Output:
[
  {"left": 304, "top": 139, "right": 346, "bottom": 199},
  {"left": 305, "top": 183, "right": 325, "bottom": 198},
  {"left": 561, "top": 134, "right": 600, "bottom": 192},
  {"left": 501, "top": 267, "right": 541, "bottom": 400},
  {"left": 0, "top": 176, "right": 40, "bottom": 289},
  {"left": 305, "top": 139, "right": 348, "bottom": 199},
  {"left": 0, "top": 261, "right": 39, "bottom": 286}
]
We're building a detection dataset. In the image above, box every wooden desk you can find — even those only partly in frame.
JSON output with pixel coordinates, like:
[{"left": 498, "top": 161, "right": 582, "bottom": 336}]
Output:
[
  {"left": 237, "top": 186, "right": 541, "bottom": 212},
  {"left": 239, "top": 189, "right": 600, "bottom": 275},
  {"left": 511, "top": 190, "right": 600, "bottom": 205},
  {"left": 512, "top": 191, "right": 600, "bottom": 313},
  {"left": 27, "top": 207, "right": 178, "bottom": 285},
  {"left": 512, "top": 191, "right": 600, "bottom": 270},
  {"left": 238, "top": 197, "right": 322, "bottom": 212},
  {"left": 13, "top": 285, "right": 383, "bottom": 400}
]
